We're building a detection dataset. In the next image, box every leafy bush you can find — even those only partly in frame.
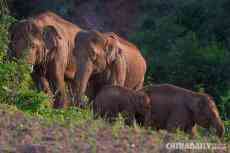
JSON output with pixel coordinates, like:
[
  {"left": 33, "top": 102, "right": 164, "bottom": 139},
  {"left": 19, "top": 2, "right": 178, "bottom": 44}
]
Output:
[
  {"left": 34, "top": 106, "right": 93, "bottom": 127},
  {"left": 0, "top": 15, "right": 15, "bottom": 62},
  {"left": 0, "top": 62, "right": 33, "bottom": 102},
  {"left": 15, "top": 90, "right": 50, "bottom": 113},
  {"left": 224, "top": 121, "right": 230, "bottom": 142},
  {"left": 0, "top": 9, "right": 51, "bottom": 113},
  {"left": 220, "top": 91, "right": 230, "bottom": 119}
]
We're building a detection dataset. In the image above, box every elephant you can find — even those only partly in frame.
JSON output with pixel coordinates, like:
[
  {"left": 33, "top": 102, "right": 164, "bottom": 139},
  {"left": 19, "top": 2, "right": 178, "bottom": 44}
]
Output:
[
  {"left": 93, "top": 86, "right": 151, "bottom": 125},
  {"left": 142, "top": 84, "right": 224, "bottom": 138},
  {"left": 9, "top": 11, "right": 82, "bottom": 108},
  {"left": 73, "top": 30, "right": 147, "bottom": 106}
]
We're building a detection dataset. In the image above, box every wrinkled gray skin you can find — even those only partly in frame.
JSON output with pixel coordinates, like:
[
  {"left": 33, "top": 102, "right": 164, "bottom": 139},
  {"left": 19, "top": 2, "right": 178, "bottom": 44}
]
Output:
[{"left": 73, "top": 30, "right": 147, "bottom": 106}]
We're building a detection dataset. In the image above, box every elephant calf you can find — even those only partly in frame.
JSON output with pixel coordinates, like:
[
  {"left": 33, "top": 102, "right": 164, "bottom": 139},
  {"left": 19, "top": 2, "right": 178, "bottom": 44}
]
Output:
[
  {"left": 93, "top": 86, "right": 150, "bottom": 125},
  {"left": 143, "top": 84, "right": 224, "bottom": 138}
]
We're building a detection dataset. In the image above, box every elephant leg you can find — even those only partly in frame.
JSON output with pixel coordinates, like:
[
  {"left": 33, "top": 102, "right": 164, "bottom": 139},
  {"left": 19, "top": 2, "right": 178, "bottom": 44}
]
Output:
[
  {"left": 134, "top": 77, "right": 144, "bottom": 90},
  {"left": 31, "top": 71, "right": 53, "bottom": 96},
  {"left": 185, "top": 125, "right": 197, "bottom": 138},
  {"left": 166, "top": 114, "right": 185, "bottom": 133},
  {"left": 85, "top": 80, "right": 96, "bottom": 102},
  {"left": 31, "top": 71, "right": 42, "bottom": 90},
  {"left": 86, "top": 77, "right": 105, "bottom": 101},
  {"left": 166, "top": 110, "right": 192, "bottom": 136},
  {"left": 52, "top": 66, "right": 68, "bottom": 109},
  {"left": 53, "top": 78, "right": 68, "bottom": 108},
  {"left": 105, "top": 112, "right": 117, "bottom": 123},
  {"left": 125, "top": 115, "right": 135, "bottom": 126},
  {"left": 67, "top": 79, "right": 77, "bottom": 106},
  {"left": 40, "top": 77, "right": 53, "bottom": 96},
  {"left": 124, "top": 107, "right": 136, "bottom": 126}
]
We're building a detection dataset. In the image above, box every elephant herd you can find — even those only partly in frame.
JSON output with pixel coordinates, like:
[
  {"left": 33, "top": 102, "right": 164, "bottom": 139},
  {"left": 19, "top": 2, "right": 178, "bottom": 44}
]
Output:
[{"left": 9, "top": 11, "right": 224, "bottom": 138}]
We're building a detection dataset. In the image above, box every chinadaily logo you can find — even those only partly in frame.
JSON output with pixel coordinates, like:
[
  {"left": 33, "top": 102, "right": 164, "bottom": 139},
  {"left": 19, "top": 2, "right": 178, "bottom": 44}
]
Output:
[{"left": 166, "top": 142, "right": 227, "bottom": 151}]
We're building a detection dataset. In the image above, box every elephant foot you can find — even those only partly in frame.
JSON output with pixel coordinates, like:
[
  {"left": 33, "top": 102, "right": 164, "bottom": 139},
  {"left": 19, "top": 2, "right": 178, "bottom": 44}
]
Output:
[
  {"left": 53, "top": 99, "right": 69, "bottom": 109},
  {"left": 72, "top": 100, "right": 87, "bottom": 109},
  {"left": 79, "top": 101, "right": 87, "bottom": 109}
]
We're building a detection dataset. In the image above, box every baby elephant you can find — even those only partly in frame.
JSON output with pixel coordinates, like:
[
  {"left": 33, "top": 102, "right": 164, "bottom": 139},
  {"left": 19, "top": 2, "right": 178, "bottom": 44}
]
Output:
[
  {"left": 143, "top": 84, "right": 224, "bottom": 138},
  {"left": 93, "top": 86, "right": 151, "bottom": 125}
]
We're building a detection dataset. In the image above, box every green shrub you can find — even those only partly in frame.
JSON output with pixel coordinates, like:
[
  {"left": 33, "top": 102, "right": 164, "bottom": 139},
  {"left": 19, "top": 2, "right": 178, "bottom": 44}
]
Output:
[
  {"left": 220, "top": 91, "right": 230, "bottom": 120},
  {"left": 224, "top": 121, "right": 230, "bottom": 142},
  {"left": 35, "top": 106, "right": 93, "bottom": 126},
  {"left": 0, "top": 15, "right": 16, "bottom": 62},
  {"left": 0, "top": 60, "right": 51, "bottom": 113},
  {"left": 15, "top": 90, "right": 51, "bottom": 113},
  {"left": 0, "top": 9, "right": 51, "bottom": 113}
]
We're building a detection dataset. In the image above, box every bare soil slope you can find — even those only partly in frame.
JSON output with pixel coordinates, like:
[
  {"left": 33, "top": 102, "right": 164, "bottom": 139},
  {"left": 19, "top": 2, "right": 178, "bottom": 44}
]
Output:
[{"left": 0, "top": 105, "right": 228, "bottom": 153}]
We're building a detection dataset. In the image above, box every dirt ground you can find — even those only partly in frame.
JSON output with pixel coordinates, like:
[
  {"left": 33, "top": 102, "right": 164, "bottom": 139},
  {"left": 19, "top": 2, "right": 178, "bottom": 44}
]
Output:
[{"left": 0, "top": 105, "right": 228, "bottom": 153}]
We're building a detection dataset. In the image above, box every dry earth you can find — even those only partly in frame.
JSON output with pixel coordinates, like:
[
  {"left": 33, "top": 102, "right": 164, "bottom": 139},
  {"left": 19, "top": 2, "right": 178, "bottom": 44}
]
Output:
[{"left": 0, "top": 105, "right": 228, "bottom": 153}]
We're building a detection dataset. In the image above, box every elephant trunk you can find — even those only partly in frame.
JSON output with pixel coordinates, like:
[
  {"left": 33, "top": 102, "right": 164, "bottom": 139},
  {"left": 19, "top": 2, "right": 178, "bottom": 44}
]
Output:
[
  {"left": 76, "top": 61, "right": 93, "bottom": 107},
  {"left": 212, "top": 117, "right": 224, "bottom": 138}
]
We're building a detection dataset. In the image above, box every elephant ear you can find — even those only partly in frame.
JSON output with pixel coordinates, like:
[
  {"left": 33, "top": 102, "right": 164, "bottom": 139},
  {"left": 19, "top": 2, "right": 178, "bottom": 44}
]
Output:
[
  {"left": 104, "top": 33, "right": 122, "bottom": 64},
  {"left": 42, "top": 26, "right": 61, "bottom": 50},
  {"left": 186, "top": 95, "right": 205, "bottom": 115},
  {"left": 87, "top": 30, "right": 106, "bottom": 60},
  {"left": 8, "top": 20, "right": 42, "bottom": 58}
]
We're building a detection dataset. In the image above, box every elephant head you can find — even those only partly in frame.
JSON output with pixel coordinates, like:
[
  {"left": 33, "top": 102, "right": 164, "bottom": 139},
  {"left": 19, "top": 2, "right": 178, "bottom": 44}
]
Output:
[
  {"left": 74, "top": 30, "right": 122, "bottom": 105},
  {"left": 9, "top": 20, "right": 44, "bottom": 65},
  {"left": 186, "top": 94, "right": 224, "bottom": 138},
  {"left": 133, "top": 92, "right": 151, "bottom": 126},
  {"left": 9, "top": 20, "right": 61, "bottom": 66}
]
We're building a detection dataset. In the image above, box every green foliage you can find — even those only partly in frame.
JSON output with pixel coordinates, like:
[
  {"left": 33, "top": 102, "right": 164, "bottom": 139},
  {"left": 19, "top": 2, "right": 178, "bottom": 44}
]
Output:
[
  {"left": 35, "top": 107, "right": 93, "bottom": 126},
  {"left": 0, "top": 62, "right": 33, "bottom": 102},
  {"left": 131, "top": 0, "right": 230, "bottom": 120},
  {"left": 224, "top": 121, "right": 230, "bottom": 142},
  {"left": 0, "top": 9, "right": 51, "bottom": 114},
  {"left": 0, "top": 15, "right": 16, "bottom": 62},
  {"left": 220, "top": 91, "right": 230, "bottom": 120},
  {"left": 0, "top": 58, "right": 52, "bottom": 113},
  {"left": 15, "top": 90, "right": 51, "bottom": 113}
]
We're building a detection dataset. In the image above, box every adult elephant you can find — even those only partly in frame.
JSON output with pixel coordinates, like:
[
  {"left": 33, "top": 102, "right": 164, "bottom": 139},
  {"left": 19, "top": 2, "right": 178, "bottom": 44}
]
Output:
[
  {"left": 9, "top": 11, "right": 81, "bottom": 108},
  {"left": 74, "top": 30, "right": 147, "bottom": 106},
  {"left": 143, "top": 84, "right": 224, "bottom": 138}
]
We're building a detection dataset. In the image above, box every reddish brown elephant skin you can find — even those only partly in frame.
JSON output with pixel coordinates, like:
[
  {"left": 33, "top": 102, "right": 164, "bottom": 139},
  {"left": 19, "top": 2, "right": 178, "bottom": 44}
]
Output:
[
  {"left": 93, "top": 86, "right": 150, "bottom": 125},
  {"left": 74, "top": 31, "right": 147, "bottom": 106},
  {"left": 142, "top": 84, "right": 224, "bottom": 138},
  {"left": 9, "top": 11, "right": 82, "bottom": 108}
]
